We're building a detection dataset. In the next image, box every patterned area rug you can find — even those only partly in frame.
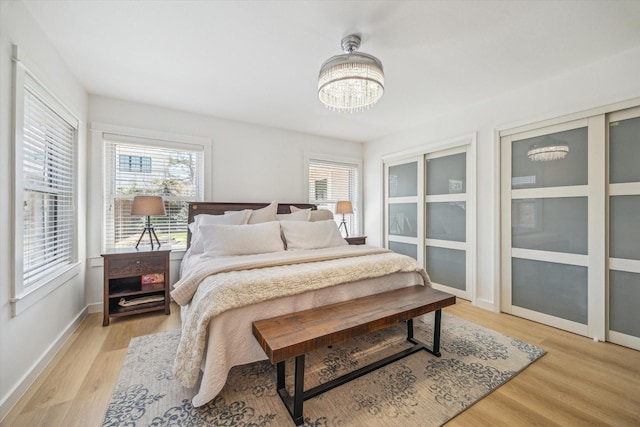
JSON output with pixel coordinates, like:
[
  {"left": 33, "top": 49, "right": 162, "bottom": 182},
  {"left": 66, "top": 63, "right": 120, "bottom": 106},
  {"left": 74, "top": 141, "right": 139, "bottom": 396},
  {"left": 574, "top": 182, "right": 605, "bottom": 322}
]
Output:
[{"left": 103, "top": 312, "right": 545, "bottom": 426}]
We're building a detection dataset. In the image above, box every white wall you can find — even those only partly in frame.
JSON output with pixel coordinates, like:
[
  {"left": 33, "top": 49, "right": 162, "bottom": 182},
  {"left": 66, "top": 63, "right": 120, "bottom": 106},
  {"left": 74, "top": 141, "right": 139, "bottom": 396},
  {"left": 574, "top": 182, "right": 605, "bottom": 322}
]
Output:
[
  {"left": 363, "top": 46, "right": 640, "bottom": 311},
  {"left": 0, "top": 0, "right": 88, "bottom": 420},
  {"left": 85, "top": 95, "right": 363, "bottom": 307}
]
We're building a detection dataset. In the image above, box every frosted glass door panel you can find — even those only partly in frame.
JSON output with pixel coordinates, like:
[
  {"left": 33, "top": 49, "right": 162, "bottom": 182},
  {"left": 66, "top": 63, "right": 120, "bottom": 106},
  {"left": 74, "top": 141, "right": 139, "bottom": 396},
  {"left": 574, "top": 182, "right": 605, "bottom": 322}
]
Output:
[
  {"left": 512, "top": 258, "right": 588, "bottom": 324},
  {"left": 610, "top": 117, "right": 640, "bottom": 184},
  {"left": 610, "top": 195, "right": 640, "bottom": 260},
  {"left": 388, "top": 162, "right": 418, "bottom": 197},
  {"left": 609, "top": 270, "right": 640, "bottom": 338},
  {"left": 389, "top": 203, "right": 417, "bottom": 237},
  {"left": 512, "top": 197, "right": 588, "bottom": 254},
  {"left": 426, "top": 202, "right": 466, "bottom": 242},
  {"left": 389, "top": 241, "right": 418, "bottom": 260},
  {"left": 426, "top": 153, "right": 466, "bottom": 195},
  {"left": 512, "top": 127, "right": 588, "bottom": 189},
  {"left": 425, "top": 247, "right": 465, "bottom": 290}
]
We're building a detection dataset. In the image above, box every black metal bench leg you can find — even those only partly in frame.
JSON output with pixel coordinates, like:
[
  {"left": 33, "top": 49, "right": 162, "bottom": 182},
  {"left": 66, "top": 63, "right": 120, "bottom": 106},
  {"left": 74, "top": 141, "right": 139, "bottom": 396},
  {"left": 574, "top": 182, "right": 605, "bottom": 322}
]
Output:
[
  {"left": 276, "top": 361, "right": 285, "bottom": 390},
  {"left": 433, "top": 309, "right": 442, "bottom": 356},
  {"left": 293, "top": 354, "right": 305, "bottom": 425}
]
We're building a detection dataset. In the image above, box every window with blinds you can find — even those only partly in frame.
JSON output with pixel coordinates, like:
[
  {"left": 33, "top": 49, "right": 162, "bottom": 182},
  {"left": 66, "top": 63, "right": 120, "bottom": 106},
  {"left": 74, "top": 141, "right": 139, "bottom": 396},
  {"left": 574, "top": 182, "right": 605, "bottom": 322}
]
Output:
[
  {"left": 21, "top": 74, "right": 77, "bottom": 289},
  {"left": 103, "top": 136, "right": 204, "bottom": 250},
  {"left": 307, "top": 158, "right": 359, "bottom": 235}
]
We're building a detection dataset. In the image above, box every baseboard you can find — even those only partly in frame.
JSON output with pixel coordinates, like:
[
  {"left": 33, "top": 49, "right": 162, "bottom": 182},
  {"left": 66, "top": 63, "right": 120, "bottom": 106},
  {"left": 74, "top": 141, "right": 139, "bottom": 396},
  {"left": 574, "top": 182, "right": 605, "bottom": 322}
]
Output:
[
  {"left": 0, "top": 306, "right": 88, "bottom": 422},
  {"left": 87, "top": 301, "right": 103, "bottom": 314}
]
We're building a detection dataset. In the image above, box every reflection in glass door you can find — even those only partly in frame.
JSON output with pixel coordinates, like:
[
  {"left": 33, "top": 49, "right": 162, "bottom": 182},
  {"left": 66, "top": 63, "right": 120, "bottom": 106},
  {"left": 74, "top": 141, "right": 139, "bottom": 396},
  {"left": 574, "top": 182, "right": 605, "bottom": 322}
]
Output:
[
  {"left": 425, "top": 148, "right": 471, "bottom": 299},
  {"left": 608, "top": 108, "right": 640, "bottom": 351},
  {"left": 385, "top": 158, "right": 422, "bottom": 263}
]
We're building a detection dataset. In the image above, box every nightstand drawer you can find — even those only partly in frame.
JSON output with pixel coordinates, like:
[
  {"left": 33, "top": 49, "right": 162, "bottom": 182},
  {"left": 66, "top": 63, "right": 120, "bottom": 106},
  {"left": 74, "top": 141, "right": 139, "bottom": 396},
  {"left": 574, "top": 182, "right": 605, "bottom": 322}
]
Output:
[{"left": 108, "top": 256, "right": 165, "bottom": 277}]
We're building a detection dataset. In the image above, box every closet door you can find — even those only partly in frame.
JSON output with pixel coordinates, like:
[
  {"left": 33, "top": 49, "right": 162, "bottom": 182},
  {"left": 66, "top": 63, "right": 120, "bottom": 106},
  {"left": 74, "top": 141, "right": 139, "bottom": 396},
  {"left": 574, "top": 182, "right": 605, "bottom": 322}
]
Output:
[
  {"left": 608, "top": 107, "right": 640, "bottom": 350},
  {"left": 425, "top": 147, "right": 472, "bottom": 299},
  {"left": 384, "top": 158, "right": 423, "bottom": 264},
  {"left": 501, "top": 119, "right": 602, "bottom": 336}
]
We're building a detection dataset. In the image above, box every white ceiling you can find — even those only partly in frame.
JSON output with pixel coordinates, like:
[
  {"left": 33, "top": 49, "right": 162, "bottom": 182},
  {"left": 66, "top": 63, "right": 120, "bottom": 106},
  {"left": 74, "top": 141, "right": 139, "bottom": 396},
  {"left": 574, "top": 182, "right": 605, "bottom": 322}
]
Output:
[{"left": 23, "top": 0, "right": 640, "bottom": 142}]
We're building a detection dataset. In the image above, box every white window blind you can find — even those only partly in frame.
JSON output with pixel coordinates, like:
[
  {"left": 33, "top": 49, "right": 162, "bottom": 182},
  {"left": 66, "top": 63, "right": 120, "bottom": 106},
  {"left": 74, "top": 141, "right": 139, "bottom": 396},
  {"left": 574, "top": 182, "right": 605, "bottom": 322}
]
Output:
[
  {"left": 22, "top": 73, "right": 77, "bottom": 288},
  {"left": 104, "top": 135, "right": 204, "bottom": 250},
  {"left": 308, "top": 158, "right": 359, "bottom": 235}
]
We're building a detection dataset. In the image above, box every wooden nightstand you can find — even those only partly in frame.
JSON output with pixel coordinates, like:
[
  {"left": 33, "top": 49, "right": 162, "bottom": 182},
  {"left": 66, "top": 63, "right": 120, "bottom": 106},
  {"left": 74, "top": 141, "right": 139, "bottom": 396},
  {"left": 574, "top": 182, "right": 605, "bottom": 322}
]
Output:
[
  {"left": 345, "top": 236, "right": 367, "bottom": 245},
  {"left": 101, "top": 248, "right": 171, "bottom": 326}
]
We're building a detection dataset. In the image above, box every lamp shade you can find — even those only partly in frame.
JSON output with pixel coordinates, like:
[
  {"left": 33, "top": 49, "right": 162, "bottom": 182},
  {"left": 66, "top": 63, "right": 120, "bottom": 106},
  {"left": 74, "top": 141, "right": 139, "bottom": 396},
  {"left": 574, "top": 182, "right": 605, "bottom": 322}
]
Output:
[
  {"left": 131, "top": 196, "right": 166, "bottom": 216},
  {"left": 336, "top": 201, "right": 354, "bottom": 215}
]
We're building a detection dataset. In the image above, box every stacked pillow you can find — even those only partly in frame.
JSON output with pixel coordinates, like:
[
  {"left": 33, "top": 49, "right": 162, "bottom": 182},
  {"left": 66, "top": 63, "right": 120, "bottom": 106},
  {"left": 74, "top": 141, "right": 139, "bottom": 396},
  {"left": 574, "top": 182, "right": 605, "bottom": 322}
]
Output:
[
  {"left": 189, "top": 209, "right": 251, "bottom": 253},
  {"left": 290, "top": 205, "right": 334, "bottom": 222},
  {"left": 247, "top": 201, "right": 278, "bottom": 224},
  {"left": 200, "top": 221, "right": 284, "bottom": 256},
  {"left": 276, "top": 209, "right": 310, "bottom": 221},
  {"left": 279, "top": 220, "right": 347, "bottom": 250},
  {"left": 189, "top": 202, "right": 347, "bottom": 256}
]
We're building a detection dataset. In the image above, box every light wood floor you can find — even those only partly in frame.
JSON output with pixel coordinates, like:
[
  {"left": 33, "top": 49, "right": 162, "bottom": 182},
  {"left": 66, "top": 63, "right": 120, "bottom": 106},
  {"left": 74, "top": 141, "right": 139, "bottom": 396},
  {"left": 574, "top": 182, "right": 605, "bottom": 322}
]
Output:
[{"left": 2, "top": 300, "right": 639, "bottom": 426}]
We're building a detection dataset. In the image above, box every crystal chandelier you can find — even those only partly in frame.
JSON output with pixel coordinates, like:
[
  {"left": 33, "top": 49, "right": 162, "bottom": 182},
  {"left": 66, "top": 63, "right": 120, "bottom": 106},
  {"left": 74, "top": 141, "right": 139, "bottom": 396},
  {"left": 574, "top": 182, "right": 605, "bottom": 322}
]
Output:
[
  {"left": 318, "top": 34, "right": 384, "bottom": 113},
  {"left": 527, "top": 136, "right": 569, "bottom": 162}
]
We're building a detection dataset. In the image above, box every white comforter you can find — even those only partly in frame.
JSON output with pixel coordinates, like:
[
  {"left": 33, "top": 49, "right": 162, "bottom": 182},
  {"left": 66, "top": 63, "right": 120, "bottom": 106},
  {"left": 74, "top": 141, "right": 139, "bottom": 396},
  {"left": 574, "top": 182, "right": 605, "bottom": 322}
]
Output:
[{"left": 172, "top": 245, "right": 430, "bottom": 406}]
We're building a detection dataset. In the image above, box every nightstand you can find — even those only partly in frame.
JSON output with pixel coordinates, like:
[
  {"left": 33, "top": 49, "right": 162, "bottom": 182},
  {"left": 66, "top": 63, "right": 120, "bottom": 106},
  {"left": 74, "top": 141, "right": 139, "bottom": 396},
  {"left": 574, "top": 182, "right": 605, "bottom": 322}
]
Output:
[
  {"left": 101, "top": 248, "right": 171, "bottom": 326},
  {"left": 345, "top": 236, "right": 367, "bottom": 245}
]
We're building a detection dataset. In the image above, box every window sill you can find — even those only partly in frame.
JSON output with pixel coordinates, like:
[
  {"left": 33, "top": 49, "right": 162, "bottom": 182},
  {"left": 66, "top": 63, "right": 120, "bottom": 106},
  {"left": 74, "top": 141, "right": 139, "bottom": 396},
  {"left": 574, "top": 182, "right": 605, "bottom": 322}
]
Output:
[{"left": 11, "top": 262, "right": 81, "bottom": 317}]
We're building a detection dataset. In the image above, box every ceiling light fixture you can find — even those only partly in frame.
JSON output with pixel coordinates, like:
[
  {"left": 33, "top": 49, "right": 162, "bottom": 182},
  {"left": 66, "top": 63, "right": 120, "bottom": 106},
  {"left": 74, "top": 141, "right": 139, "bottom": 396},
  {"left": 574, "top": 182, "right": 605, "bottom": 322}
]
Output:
[
  {"left": 318, "top": 34, "right": 384, "bottom": 113},
  {"left": 527, "top": 136, "right": 569, "bottom": 162}
]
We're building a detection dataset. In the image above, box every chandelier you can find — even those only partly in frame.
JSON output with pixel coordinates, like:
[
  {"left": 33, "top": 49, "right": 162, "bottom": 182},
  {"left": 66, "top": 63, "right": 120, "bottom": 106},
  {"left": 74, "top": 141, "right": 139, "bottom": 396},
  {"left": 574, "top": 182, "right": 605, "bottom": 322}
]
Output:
[
  {"left": 527, "top": 136, "right": 569, "bottom": 162},
  {"left": 318, "top": 34, "right": 384, "bottom": 113}
]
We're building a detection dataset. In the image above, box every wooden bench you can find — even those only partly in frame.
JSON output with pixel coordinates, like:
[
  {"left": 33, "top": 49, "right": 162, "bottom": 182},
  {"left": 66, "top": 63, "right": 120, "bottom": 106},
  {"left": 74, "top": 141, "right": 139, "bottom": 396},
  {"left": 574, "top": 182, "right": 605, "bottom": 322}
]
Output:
[{"left": 252, "top": 285, "right": 456, "bottom": 425}]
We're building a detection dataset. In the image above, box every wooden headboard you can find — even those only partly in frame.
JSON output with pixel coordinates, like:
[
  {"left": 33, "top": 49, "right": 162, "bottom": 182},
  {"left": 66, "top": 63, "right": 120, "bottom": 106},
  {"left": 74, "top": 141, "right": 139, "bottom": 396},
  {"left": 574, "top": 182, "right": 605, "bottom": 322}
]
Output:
[{"left": 187, "top": 202, "right": 317, "bottom": 248}]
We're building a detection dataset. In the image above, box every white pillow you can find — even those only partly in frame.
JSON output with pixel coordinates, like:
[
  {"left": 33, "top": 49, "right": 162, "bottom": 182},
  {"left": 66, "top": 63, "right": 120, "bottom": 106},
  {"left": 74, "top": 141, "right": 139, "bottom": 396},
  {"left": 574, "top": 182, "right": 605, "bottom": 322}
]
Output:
[
  {"left": 201, "top": 221, "right": 285, "bottom": 256},
  {"left": 277, "top": 209, "right": 310, "bottom": 221},
  {"left": 189, "top": 210, "right": 251, "bottom": 253},
  {"left": 248, "top": 201, "right": 278, "bottom": 224},
  {"left": 280, "top": 220, "right": 348, "bottom": 250},
  {"left": 189, "top": 210, "right": 251, "bottom": 233},
  {"left": 290, "top": 205, "right": 334, "bottom": 222},
  {"left": 310, "top": 210, "right": 334, "bottom": 222}
]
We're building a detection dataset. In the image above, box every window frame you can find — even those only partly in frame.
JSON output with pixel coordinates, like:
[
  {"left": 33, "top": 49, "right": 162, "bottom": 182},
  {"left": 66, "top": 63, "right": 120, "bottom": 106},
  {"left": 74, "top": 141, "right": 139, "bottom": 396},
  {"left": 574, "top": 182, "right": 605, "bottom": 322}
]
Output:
[
  {"left": 95, "top": 124, "right": 210, "bottom": 252},
  {"left": 11, "top": 48, "right": 81, "bottom": 316},
  {"left": 304, "top": 152, "right": 362, "bottom": 236}
]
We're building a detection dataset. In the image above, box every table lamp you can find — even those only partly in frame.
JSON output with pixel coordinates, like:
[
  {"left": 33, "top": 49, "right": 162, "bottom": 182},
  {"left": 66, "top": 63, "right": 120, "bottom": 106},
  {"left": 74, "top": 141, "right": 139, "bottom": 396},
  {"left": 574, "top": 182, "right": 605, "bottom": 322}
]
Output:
[
  {"left": 131, "top": 196, "right": 166, "bottom": 249},
  {"left": 336, "top": 200, "right": 353, "bottom": 237}
]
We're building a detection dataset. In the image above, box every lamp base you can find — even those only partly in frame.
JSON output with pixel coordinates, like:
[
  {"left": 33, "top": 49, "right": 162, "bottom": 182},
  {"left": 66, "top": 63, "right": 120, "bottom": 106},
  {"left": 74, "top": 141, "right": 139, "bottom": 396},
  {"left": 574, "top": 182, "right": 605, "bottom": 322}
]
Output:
[
  {"left": 135, "top": 226, "right": 161, "bottom": 249},
  {"left": 338, "top": 215, "right": 349, "bottom": 238}
]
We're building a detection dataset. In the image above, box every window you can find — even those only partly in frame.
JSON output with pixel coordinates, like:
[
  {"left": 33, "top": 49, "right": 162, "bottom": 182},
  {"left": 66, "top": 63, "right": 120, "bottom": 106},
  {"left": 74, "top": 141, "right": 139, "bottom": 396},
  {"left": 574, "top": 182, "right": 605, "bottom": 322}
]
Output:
[
  {"left": 314, "top": 178, "right": 328, "bottom": 200},
  {"left": 307, "top": 157, "right": 360, "bottom": 235},
  {"left": 13, "top": 53, "right": 79, "bottom": 311},
  {"left": 104, "top": 135, "right": 204, "bottom": 250},
  {"left": 119, "top": 155, "right": 151, "bottom": 173}
]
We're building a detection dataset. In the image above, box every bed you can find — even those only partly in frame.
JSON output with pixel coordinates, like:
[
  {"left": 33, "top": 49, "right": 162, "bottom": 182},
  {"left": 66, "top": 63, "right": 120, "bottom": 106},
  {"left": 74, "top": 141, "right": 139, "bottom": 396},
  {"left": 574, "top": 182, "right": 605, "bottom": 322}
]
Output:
[{"left": 171, "top": 201, "right": 431, "bottom": 407}]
